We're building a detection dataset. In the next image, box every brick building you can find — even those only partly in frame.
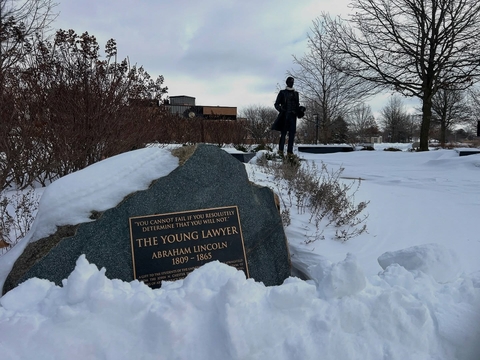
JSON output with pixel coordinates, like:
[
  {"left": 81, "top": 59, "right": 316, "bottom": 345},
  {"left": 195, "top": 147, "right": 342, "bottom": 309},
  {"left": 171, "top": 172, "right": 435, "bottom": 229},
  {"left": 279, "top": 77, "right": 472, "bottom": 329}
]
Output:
[{"left": 163, "top": 96, "right": 237, "bottom": 120}]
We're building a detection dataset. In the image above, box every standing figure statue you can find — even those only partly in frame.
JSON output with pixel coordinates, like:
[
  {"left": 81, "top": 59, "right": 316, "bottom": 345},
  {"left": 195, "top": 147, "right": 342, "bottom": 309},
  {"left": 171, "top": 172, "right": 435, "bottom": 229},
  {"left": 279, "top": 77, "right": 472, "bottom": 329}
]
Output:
[{"left": 271, "top": 76, "right": 305, "bottom": 156}]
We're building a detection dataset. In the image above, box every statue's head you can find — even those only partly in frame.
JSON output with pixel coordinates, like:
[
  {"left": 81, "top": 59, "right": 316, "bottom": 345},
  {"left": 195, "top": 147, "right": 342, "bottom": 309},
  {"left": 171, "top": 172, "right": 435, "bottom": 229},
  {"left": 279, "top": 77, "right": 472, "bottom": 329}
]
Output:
[{"left": 286, "top": 76, "right": 294, "bottom": 88}]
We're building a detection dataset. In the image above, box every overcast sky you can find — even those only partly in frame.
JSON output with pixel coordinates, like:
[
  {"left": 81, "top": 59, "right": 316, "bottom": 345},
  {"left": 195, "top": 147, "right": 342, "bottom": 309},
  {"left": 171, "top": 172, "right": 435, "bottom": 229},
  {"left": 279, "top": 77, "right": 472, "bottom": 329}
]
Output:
[
  {"left": 53, "top": 0, "right": 420, "bottom": 117},
  {"left": 52, "top": 1, "right": 357, "bottom": 112}
]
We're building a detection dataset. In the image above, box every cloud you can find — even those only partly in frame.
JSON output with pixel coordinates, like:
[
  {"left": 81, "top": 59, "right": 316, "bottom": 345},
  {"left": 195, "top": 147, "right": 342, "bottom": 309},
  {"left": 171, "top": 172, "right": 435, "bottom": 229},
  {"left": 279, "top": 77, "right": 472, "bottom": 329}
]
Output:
[{"left": 53, "top": 0, "right": 351, "bottom": 111}]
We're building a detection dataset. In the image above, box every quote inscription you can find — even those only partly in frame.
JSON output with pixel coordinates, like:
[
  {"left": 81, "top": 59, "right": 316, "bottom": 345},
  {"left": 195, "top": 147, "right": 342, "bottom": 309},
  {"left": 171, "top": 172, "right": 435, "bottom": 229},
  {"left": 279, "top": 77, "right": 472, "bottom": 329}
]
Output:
[{"left": 129, "top": 206, "right": 248, "bottom": 288}]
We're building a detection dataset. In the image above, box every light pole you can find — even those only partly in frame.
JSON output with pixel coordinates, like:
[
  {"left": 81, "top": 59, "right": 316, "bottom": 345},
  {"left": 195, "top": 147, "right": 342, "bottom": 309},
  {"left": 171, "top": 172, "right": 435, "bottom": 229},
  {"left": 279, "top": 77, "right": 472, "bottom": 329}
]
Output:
[{"left": 314, "top": 114, "right": 319, "bottom": 145}]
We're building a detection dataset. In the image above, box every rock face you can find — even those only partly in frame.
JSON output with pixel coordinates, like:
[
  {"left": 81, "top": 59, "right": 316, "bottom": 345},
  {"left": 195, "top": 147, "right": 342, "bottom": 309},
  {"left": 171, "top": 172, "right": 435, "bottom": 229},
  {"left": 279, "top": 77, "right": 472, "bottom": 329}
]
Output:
[{"left": 3, "top": 144, "right": 291, "bottom": 294}]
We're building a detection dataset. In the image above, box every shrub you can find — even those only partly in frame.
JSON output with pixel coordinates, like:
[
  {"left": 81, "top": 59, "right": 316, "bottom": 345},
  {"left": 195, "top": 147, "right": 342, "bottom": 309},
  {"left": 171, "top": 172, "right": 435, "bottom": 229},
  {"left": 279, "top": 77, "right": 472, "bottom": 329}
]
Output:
[
  {"left": 0, "top": 30, "right": 170, "bottom": 191},
  {"left": 254, "top": 153, "right": 368, "bottom": 242},
  {"left": 253, "top": 144, "right": 273, "bottom": 152},
  {"left": 0, "top": 189, "right": 40, "bottom": 254},
  {"left": 234, "top": 145, "right": 249, "bottom": 152}
]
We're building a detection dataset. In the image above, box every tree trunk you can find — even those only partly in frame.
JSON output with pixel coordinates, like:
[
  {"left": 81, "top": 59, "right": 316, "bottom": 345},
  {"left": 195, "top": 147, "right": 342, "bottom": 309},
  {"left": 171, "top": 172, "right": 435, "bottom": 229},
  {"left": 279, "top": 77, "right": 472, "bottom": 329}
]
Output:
[
  {"left": 420, "top": 94, "right": 433, "bottom": 151},
  {"left": 322, "top": 106, "right": 329, "bottom": 145},
  {"left": 440, "top": 118, "right": 447, "bottom": 147}
]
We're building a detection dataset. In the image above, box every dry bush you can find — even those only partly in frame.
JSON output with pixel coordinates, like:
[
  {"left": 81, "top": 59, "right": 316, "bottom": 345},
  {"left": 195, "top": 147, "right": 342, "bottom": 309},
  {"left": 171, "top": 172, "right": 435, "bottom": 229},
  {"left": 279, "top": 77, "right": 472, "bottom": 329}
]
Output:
[
  {"left": 0, "top": 29, "right": 174, "bottom": 255},
  {"left": 465, "top": 138, "right": 480, "bottom": 147},
  {"left": 156, "top": 116, "right": 249, "bottom": 146},
  {"left": 256, "top": 154, "right": 368, "bottom": 242},
  {"left": 171, "top": 145, "right": 197, "bottom": 165},
  {"left": 204, "top": 119, "right": 249, "bottom": 146},
  {"left": 0, "top": 190, "right": 40, "bottom": 254},
  {"left": 0, "top": 30, "right": 170, "bottom": 190}
]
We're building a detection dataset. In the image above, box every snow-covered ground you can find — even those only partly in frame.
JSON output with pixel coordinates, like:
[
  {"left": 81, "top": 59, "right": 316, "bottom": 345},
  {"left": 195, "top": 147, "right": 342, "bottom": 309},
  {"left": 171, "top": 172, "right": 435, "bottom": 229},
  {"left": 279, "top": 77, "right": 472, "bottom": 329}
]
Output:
[{"left": 0, "top": 144, "right": 479, "bottom": 360}]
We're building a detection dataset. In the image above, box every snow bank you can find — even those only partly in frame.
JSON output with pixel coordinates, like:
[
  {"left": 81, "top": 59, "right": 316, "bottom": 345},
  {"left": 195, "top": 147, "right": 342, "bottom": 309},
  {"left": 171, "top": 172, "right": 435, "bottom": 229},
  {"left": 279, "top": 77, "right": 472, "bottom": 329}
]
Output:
[
  {"left": 0, "top": 250, "right": 479, "bottom": 360},
  {"left": 310, "top": 253, "right": 366, "bottom": 299},
  {"left": 31, "top": 147, "right": 179, "bottom": 242},
  {"left": 1, "top": 147, "right": 479, "bottom": 359},
  {"left": 378, "top": 243, "right": 462, "bottom": 283}
]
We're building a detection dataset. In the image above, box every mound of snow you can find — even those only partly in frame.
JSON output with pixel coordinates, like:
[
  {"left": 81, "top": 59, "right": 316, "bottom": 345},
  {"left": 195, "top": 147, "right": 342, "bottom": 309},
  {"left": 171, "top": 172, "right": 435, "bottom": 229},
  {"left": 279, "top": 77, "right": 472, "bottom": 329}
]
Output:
[
  {"left": 377, "top": 243, "right": 462, "bottom": 283},
  {"left": 310, "top": 253, "right": 366, "bottom": 298}
]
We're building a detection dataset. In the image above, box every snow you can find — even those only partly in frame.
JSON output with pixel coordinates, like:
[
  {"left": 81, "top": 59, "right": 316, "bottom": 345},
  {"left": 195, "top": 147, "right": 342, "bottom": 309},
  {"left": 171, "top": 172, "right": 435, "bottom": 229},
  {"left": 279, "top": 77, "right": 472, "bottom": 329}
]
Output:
[
  {"left": 32, "top": 146, "right": 179, "bottom": 241},
  {"left": 0, "top": 144, "right": 479, "bottom": 360},
  {"left": 377, "top": 243, "right": 462, "bottom": 283}
]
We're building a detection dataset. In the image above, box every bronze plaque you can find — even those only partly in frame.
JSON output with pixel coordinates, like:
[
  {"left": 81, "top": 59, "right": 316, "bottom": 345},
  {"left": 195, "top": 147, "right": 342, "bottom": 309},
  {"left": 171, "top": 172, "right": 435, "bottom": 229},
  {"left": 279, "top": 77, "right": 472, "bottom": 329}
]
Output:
[{"left": 129, "top": 206, "right": 249, "bottom": 288}]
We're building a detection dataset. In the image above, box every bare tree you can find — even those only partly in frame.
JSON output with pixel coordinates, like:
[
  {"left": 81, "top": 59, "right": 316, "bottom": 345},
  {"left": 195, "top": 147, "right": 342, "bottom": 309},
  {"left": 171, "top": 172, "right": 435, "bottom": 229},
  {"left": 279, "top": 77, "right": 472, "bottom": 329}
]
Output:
[
  {"left": 321, "top": 0, "right": 480, "bottom": 150},
  {"left": 431, "top": 88, "right": 470, "bottom": 145},
  {"left": 467, "top": 87, "right": 480, "bottom": 138},
  {"left": 348, "top": 103, "right": 379, "bottom": 142},
  {"left": 0, "top": 0, "right": 57, "bottom": 73},
  {"left": 239, "top": 105, "right": 277, "bottom": 145},
  {"left": 289, "top": 18, "right": 373, "bottom": 144},
  {"left": 380, "top": 96, "right": 410, "bottom": 143},
  {"left": 289, "top": 19, "right": 376, "bottom": 144},
  {"left": 290, "top": 104, "right": 318, "bottom": 144},
  {"left": 296, "top": 99, "right": 319, "bottom": 144}
]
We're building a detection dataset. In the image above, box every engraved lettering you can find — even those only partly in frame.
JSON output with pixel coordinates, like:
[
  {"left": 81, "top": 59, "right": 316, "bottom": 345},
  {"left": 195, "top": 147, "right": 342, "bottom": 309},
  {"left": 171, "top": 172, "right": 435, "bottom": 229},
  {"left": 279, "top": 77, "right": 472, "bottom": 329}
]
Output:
[
  {"left": 193, "top": 241, "right": 228, "bottom": 252},
  {"left": 152, "top": 246, "right": 192, "bottom": 259},
  {"left": 201, "top": 226, "right": 238, "bottom": 239},
  {"left": 142, "top": 224, "right": 174, "bottom": 232},
  {"left": 129, "top": 206, "right": 248, "bottom": 289},
  {"left": 135, "top": 236, "right": 158, "bottom": 247},
  {"left": 149, "top": 217, "right": 174, "bottom": 225},
  {"left": 160, "top": 231, "right": 199, "bottom": 244},
  {"left": 176, "top": 221, "right": 190, "bottom": 228}
]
